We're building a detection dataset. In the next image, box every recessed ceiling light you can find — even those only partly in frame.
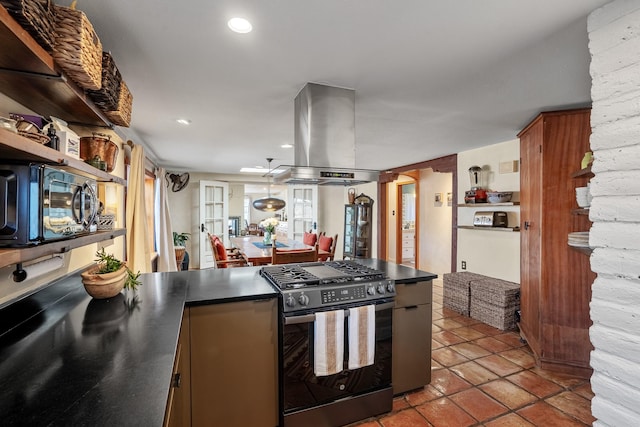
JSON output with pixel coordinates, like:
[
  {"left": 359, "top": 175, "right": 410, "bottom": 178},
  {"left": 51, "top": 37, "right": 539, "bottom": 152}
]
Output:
[
  {"left": 176, "top": 119, "right": 191, "bottom": 125},
  {"left": 228, "top": 17, "right": 252, "bottom": 34},
  {"left": 281, "top": 143, "right": 293, "bottom": 148}
]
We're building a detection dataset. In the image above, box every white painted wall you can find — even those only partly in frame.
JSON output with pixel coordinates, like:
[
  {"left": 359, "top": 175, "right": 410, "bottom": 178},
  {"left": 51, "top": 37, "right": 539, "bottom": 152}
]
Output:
[
  {"left": 419, "top": 169, "right": 452, "bottom": 277},
  {"left": 457, "top": 139, "right": 521, "bottom": 283},
  {"left": 588, "top": 2, "right": 640, "bottom": 425}
]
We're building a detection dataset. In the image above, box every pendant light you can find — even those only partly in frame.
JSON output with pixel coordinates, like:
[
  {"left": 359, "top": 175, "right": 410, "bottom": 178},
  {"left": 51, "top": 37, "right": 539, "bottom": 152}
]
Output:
[{"left": 253, "top": 158, "right": 286, "bottom": 212}]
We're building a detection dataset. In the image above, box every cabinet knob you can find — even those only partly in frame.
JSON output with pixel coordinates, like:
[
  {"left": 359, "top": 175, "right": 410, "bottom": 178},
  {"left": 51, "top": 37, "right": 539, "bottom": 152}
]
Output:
[{"left": 524, "top": 221, "right": 531, "bottom": 230}]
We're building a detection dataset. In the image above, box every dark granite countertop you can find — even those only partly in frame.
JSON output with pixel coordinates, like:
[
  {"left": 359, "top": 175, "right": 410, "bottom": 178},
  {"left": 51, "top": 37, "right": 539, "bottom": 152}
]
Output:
[
  {"left": 357, "top": 259, "right": 438, "bottom": 283},
  {"left": 0, "top": 260, "right": 434, "bottom": 425}
]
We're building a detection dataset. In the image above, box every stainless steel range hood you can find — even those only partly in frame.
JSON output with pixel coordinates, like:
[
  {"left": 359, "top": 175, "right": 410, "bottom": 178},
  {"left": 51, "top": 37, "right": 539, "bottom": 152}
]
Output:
[{"left": 274, "top": 83, "right": 379, "bottom": 186}]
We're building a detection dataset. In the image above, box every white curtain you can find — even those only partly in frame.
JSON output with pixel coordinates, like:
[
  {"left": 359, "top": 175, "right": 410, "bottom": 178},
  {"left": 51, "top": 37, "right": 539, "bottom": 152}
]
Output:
[
  {"left": 156, "top": 167, "right": 177, "bottom": 272},
  {"left": 126, "top": 144, "right": 152, "bottom": 274}
]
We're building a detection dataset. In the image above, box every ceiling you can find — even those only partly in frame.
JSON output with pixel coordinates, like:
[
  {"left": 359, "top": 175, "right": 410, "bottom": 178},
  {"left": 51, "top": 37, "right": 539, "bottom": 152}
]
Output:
[{"left": 69, "top": 0, "right": 609, "bottom": 177}]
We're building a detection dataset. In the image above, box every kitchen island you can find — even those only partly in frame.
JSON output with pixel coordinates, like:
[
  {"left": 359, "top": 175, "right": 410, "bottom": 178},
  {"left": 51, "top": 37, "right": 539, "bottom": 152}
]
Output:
[{"left": 0, "top": 261, "right": 435, "bottom": 426}]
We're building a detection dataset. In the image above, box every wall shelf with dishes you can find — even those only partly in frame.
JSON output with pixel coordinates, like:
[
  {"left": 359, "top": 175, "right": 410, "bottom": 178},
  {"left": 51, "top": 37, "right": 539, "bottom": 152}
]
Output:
[
  {"left": 457, "top": 225, "right": 520, "bottom": 232},
  {"left": 458, "top": 202, "right": 520, "bottom": 207},
  {"left": 569, "top": 164, "right": 593, "bottom": 254}
]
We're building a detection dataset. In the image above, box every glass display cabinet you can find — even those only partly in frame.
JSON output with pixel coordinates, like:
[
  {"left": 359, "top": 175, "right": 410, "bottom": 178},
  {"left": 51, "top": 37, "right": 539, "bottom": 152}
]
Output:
[{"left": 343, "top": 193, "right": 374, "bottom": 259}]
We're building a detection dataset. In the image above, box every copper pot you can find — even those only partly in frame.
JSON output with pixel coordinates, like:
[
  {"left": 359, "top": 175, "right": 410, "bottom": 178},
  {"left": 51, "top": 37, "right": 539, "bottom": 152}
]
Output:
[{"left": 80, "top": 133, "right": 119, "bottom": 173}]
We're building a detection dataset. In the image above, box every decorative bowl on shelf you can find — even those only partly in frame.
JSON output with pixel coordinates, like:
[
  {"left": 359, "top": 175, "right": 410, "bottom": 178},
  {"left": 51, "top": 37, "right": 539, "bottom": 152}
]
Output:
[{"left": 486, "top": 192, "right": 513, "bottom": 203}]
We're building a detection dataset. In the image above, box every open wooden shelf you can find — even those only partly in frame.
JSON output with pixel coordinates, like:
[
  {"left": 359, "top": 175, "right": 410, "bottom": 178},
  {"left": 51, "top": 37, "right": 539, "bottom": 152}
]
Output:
[
  {"left": 568, "top": 245, "right": 593, "bottom": 255},
  {"left": 457, "top": 226, "right": 520, "bottom": 232},
  {"left": 572, "top": 208, "right": 590, "bottom": 216},
  {"left": 0, "top": 229, "right": 126, "bottom": 269},
  {"left": 458, "top": 202, "right": 520, "bottom": 207},
  {"left": 571, "top": 166, "right": 594, "bottom": 179},
  {"left": 0, "top": 4, "right": 111, "bottom": 127},
  {"left": 0, "top": 128, "right": 125, "bottom": 184}
]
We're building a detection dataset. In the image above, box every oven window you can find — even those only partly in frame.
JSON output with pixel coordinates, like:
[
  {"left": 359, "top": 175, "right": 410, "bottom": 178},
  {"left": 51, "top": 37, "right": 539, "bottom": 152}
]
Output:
[{"left": 282, "top": 307, "right": 392, "bottom": 413}]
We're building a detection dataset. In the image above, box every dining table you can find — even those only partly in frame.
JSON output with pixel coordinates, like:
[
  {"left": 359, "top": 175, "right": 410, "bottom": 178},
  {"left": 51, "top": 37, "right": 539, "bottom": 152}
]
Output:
[{"left": 230, "top": 235, "right": 327, "bottom": 266}]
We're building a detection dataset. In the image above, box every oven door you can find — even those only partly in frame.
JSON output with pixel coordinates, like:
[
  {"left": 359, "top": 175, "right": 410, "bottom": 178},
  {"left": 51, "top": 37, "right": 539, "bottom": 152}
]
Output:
[
  {"left": 281, "top": 300, "right": 393, "bottom": 417},
  {"left": 41, "top": 167, "right": 97, "bottom": 241}
]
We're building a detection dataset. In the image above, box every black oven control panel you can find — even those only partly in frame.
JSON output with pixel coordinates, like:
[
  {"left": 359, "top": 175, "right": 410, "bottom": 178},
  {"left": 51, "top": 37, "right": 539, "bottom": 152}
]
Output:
[
  {"left": 282, "top": 279, "right": 395, "bottom": 312},
  {"left": 321, "top": 285, "right": 367, "bottom": 304}
]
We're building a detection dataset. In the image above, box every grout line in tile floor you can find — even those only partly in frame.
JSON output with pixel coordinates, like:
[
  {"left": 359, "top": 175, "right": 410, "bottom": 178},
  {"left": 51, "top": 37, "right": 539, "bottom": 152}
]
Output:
[{"left": 349, "top": 279, "right": 594, "bottom": 427}]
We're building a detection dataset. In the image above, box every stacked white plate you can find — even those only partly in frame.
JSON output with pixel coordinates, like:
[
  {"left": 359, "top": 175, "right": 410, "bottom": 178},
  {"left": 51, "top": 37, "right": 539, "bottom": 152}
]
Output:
[{"left": 568, "top": 231, "right": 590, "bottom": 247}]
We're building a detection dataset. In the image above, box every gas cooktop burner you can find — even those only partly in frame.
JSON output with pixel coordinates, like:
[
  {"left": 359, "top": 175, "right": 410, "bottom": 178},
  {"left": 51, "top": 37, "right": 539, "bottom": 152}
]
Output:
[{"left": 260, "top": 260, "right": 386, "bottom": 290}]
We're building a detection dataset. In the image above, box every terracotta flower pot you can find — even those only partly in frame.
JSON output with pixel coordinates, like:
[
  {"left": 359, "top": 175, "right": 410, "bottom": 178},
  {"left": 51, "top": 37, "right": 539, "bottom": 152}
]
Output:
[
  {"left": 175, "top": 246, "right": 186, "bottom": 270},
  {"left": 81, "top": 264, "right": 127, "bottom": 299}
]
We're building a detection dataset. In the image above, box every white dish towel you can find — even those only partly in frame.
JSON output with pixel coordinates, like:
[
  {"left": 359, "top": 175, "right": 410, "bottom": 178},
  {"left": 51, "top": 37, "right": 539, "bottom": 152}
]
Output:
[
  {"left": 314, "top": 310, "right": 344, "bottom": 376},
  {"left": 348, "top": 305, "right": 376, "bottom": 369}
]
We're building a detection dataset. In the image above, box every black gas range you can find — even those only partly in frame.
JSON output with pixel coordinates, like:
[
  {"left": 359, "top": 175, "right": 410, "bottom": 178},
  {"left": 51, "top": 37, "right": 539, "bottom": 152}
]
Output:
[
  {"left": 260, "top": 260, "right": 395, "bottom": 314},
  {"left": 261, "top": 261, "right": 395, "bottom": 427}
]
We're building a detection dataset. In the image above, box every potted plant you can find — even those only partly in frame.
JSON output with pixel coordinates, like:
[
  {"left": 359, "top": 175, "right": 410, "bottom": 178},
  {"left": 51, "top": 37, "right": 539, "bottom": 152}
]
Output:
[
  {"left": 173, "top": 232, "right": 190, "bottom": 270},
  {"left": 81, "top": 248, "right": 141, "bottom": 299}
]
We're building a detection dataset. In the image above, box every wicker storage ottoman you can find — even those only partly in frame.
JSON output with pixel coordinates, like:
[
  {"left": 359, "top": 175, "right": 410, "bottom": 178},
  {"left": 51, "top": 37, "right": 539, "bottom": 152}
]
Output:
[
  {"left": 469, "top": 278, "right": 520, "bottom": 330},
  {"left": 443, "top": 272, "right": 485, "bottom": 316}
]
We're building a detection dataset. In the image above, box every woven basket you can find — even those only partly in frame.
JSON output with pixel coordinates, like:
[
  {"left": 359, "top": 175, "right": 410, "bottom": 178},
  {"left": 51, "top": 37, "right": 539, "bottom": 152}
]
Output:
[
  {"left": 1, "top": 0, "right": 56, "bottom": 52},
  {"left": 97, "top": 214, "right": 115, "bottom": 230},
  {"left": 470, "top": 278, "right": 520, "bottom": 306},
  {"left": 87, "top": 52, "right": 122, "bottom": 111},
  {"left": 470, "top": 299, "right": 519, "bottom": 331},
  {"left": 469, "top": 278, "right": 520, "bottom": 330},
  {"left": 105, "top": 80, "right": 132, "bottom": 127},
  {"left": 443, "top": 272, "right": 486, "bottom": 316},
  {"left": 52, "top": 5, "right": 102, "bottom": 90}
]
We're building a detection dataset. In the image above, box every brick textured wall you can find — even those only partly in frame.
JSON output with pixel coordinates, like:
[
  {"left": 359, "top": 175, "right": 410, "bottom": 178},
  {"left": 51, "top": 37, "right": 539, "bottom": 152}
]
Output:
[{"left": 588, "top": 1, "right": 640, "bottom": 425}]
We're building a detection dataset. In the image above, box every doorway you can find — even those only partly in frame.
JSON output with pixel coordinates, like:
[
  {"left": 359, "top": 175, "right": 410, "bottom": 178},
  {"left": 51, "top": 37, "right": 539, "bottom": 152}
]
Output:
[
  {"left": 397, "top": 182, "right": 417, "bottom": 267},
  {"left": 378, "top": 154, "right": 458, "bottom": 273}
]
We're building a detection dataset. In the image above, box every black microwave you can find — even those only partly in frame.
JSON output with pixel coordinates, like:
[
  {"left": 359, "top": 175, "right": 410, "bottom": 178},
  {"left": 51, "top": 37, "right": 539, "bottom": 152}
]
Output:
[{"left": 0, "top": 164, "right": 98, "bottom": 246}]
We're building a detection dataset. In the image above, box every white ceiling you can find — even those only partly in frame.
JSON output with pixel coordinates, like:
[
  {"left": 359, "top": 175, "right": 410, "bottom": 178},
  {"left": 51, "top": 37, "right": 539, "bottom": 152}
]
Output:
[{"left": 70, "top": 0, "right": 610, "bottom": 176}]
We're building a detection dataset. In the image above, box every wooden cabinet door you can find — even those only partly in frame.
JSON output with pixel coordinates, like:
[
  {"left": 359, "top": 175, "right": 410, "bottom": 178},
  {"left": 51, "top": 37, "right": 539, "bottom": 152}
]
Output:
[
  {"left": 165, "top": 310, "right": 191, "bottom": 427},
  {"left": 393, "top": 303, "right": 432, "bottom": 394},
  {"left": 393, "top": 280, "right": 432, "bottom": 395},
  {"left": 190, "top": 299, "right": 278, "bottom": 427},
  {"left": 519, "top": 118, "right": 543, "bottom": 355}
]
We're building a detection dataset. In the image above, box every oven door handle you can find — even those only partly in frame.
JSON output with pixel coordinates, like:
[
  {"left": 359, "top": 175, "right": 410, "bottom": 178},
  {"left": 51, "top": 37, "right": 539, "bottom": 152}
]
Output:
[{"left": 284, "top": 301, "right": 395, "bottom": 325}]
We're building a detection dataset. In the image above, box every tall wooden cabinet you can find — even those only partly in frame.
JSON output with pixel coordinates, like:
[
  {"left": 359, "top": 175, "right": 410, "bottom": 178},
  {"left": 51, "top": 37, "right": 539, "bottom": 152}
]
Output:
[{"left": 518, "top": 108, "right": 596, "bottom": 378}]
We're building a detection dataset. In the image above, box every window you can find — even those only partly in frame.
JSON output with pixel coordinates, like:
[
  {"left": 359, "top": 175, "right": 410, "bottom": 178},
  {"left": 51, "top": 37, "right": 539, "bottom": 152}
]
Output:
[
  {"left": 244, "top": 195, "right": 251, "bottom": 229},
  {"left": 144, "top": 171, "right": 156, "bottom": 251}
]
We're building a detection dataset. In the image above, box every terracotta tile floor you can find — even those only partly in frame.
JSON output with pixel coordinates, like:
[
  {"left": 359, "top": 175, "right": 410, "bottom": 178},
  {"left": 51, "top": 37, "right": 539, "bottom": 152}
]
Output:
[{"left": 349, "top": 279, "right": 595, "bottom": 427}]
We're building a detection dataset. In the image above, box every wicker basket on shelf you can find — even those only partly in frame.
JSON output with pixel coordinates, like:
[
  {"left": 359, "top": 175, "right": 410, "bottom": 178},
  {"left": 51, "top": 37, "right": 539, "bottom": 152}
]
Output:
[
  {"left": 96, "top": 214, "right": 115, "bottom": 230},
  {"left": 105, "top": 80, "right": 132, "bottom": 127},
  {"left": 87, "top": 52, "right": 122, "bottom": 111},
  {"left": 52, "top": 4, "right": 102, "bottom": 90},
  {"left": 1, "top": 0, "right": 56, "bottom": 52}
]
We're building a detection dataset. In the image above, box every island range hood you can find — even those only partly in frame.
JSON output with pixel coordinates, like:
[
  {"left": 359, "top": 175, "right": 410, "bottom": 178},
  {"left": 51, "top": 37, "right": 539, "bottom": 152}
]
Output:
[{"left": 274, "top": 83, "right": 379, "bottom": 186}]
